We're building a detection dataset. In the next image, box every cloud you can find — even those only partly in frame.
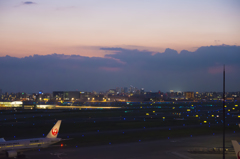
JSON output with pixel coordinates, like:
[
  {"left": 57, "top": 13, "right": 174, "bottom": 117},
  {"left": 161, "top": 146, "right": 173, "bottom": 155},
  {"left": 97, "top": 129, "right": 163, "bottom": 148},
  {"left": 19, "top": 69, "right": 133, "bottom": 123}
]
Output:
[
  {"left": 0, "top": 45, "right": 239, "bottom": 93},
  {"left": 103, "top": 45, "right": 240, "bottom": 72},
  {"left": 23, "top": 1, "right": 36, "bottom": 5}
]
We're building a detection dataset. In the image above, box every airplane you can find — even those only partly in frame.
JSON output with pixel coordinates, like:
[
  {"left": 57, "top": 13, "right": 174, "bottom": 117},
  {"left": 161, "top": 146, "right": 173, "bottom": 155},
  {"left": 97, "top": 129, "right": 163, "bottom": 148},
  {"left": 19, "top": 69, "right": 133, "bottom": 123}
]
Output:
[
  {"left": 232, "top": 140, "right": 240, "bottom": 159},
  {"left": 0, "top": 120, "right": 62, "bottom": 158}
]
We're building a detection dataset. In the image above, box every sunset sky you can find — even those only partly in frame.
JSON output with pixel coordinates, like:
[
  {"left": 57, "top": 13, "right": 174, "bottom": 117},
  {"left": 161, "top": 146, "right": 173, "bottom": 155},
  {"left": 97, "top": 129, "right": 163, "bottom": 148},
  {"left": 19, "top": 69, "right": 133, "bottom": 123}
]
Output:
[
  {"left": 0, "top": 0, "right": 239, "bottom": 57},
  {"left": 0, "top": 0, "right": 239, "bottom": 93}
]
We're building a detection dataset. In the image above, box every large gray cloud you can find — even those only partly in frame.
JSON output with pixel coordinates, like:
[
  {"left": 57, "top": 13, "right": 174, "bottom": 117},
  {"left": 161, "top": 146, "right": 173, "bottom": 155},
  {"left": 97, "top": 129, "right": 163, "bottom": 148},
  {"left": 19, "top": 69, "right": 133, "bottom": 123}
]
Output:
[{"left": 0, "top": 45, "right": 239, "bottom": 93}]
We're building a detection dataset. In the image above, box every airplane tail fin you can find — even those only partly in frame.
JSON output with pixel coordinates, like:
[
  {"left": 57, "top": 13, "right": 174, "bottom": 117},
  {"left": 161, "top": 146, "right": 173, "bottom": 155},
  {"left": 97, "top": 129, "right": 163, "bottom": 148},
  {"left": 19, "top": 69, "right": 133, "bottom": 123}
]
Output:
[
  {"left": 46, "top": 120, "right": 62, "bottom": 138},
  {"left": 232, "top": 140, "right": 240, "bottom": 158},
  {"left": 0, "top": 138, "right": 5, "bottom": 142}
]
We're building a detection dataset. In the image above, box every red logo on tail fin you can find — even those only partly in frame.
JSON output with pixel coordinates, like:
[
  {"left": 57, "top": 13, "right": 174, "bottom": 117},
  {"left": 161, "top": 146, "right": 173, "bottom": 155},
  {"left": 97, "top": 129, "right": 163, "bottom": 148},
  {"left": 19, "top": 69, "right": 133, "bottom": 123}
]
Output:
[{"left": 52, "top": 128, "right": 58, "bottom": 136}]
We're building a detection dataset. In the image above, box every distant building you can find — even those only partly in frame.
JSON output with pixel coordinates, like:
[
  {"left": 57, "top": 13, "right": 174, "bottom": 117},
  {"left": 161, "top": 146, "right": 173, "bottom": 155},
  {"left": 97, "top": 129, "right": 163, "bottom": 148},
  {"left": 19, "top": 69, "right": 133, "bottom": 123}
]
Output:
[
  {"left": 121, "top": 87, "right": 124, "bottom": 93},
  {"left": 108, "top": 89, "right": 116, "bottom": 94},
  {"left": 0, "top": 89, "right": 2, "bottom": 95},
  {"left": 53, "top": 91, "right": 80, "bottom": 101},
  {"left": 140, "top": 88, "right": 144, "bottom": 94},
  {"left": 124, "top": 87, "right": 128, "bottom": 94},
  {"left": 184, "top": 92, "right": 194, "bottom": 99}
]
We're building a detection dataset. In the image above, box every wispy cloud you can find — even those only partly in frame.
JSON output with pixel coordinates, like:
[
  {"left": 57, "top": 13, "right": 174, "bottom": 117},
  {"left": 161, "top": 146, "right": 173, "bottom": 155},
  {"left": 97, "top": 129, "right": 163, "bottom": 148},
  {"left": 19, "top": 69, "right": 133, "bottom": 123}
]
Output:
[{"left": 22, "top": 1, "right": 36, "bottom": 5}]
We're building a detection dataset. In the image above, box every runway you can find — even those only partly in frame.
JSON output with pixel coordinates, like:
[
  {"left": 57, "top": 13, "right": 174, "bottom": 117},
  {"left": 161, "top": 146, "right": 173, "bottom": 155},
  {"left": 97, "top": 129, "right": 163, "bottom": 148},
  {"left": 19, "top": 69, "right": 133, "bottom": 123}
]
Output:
[{"left": 21, "top": 133, "right": 238, "bottom": 159}]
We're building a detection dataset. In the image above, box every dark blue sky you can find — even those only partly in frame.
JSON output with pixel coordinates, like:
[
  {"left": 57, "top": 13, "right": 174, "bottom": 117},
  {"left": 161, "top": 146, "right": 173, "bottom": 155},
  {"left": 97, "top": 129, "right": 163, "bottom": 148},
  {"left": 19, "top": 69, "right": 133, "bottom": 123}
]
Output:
[{"left": 0, "top": 45, "right": 239, "bottom": 93}]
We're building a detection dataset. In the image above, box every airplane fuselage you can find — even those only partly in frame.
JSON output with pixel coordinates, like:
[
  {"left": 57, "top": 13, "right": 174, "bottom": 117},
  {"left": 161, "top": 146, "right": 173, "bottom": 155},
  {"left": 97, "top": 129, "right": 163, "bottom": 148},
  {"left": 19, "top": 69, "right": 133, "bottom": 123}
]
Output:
[{"left": 0, "top": 137, "right": 61, "bottom": 151}]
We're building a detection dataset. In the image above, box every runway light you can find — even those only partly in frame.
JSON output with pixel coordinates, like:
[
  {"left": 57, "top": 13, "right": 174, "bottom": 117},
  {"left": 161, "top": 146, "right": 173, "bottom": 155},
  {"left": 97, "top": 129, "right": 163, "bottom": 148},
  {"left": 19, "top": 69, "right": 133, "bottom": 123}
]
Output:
[
  {"left": 204, "top": 121, "right": 207, "bottom": 123},
  {"left": 225, "top": 105, "right": 227, "bottom": 107},
  {"left": 196, "top": 115, "right": 198, "bottom": 117},
  {"left": 109, "top": 143, "right": 111, "bottom": 144},
  {"left": 153, "top": 111, "right": 155, "bottom": 113},
  {"left": 172, "top": 107, "right": 175, "bottom": 109},
  {"left": 235, "top": 105, "right": 238, "bottom": 107},
  {"left": 232, "top": 108, "right": 235, "bottom": 110},
  {"left": 139, "top": 140, "right": 141, "bottom": 141},
  {"left": 187, "top": 109, "right": 190, "bottom": 112},
  {"left": 163, "top": 117, "right": 165, "bottom": 119},
  {"left": 212, "top": 115, "right": 214, "bottom": 117},
  {"left": 216, "top": 115, "right": 219, "bottom": 117},
  {"left": 238, "top": 115, "right": 240, "bottom": 118},
  {"left": 146, "top": 113, "right": 149, "bottom": 116},
  {"left": 228, "top": 109, "right": 230, "bottom": 112}
]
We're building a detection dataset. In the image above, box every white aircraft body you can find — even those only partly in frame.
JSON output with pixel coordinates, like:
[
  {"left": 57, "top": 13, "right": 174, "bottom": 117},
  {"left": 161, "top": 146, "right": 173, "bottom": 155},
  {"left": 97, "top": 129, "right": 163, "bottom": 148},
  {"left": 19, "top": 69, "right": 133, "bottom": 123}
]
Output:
[{"left": 0, "top": 120, "right": 62, "bottom": 158}]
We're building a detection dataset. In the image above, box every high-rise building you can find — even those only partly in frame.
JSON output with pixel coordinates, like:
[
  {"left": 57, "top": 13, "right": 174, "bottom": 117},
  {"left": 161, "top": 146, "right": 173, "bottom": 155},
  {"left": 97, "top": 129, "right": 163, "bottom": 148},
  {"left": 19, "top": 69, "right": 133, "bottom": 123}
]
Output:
[
  {"left": 121, "top": 87, "right": 124, "bottom": 93},
  {"left": 124, "top": 87, "right": 128, "bottom": 94},
  {"left": 129, "top": 85, "right": 133, "bottom": 93},
  {"left": 140, "top": 88, "right": 144, "bottom": 94}
]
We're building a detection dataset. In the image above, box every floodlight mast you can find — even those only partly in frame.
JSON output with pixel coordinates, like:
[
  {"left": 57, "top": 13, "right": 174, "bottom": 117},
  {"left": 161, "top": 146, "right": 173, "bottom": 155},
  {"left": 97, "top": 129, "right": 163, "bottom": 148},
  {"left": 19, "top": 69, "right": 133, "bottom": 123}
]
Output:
[{"left": 223, "top": 65, "right": 225, "bottom": 159}]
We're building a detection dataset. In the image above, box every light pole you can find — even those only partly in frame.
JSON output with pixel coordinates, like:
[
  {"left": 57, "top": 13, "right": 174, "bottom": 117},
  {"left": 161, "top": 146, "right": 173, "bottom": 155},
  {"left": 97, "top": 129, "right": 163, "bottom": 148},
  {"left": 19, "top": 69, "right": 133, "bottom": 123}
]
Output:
[{"left": 223, "top": 65, "right": 225, "bottom": 159}]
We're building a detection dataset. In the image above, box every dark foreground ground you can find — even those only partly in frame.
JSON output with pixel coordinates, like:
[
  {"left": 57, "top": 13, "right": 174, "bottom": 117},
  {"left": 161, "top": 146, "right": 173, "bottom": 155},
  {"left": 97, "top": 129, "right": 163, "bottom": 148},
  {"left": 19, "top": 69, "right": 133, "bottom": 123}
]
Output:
[{"left": 8, "top": 133, "right": 238, "bottom": 159}]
